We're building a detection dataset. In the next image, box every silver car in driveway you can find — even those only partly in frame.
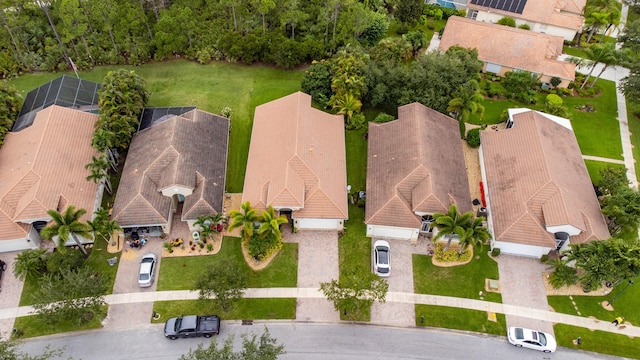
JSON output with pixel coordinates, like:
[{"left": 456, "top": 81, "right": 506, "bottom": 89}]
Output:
[
  {"left": 373, "top": 240, "right": 390, "bottom": 277},
  {"left": 138, "top": 253, "right": 157, "bottom": 287}
]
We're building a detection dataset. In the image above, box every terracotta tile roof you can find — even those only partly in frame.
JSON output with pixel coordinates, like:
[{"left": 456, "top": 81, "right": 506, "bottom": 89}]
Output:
[
  {"left": 0, "top": 105, "right": 100, "bottom": 240},
  {"left": 468, "top": 0, "right": 585, "bottom": 31},
  {"left": 439, "top": 17, "right": 576, "bottom": 81},
  {"left": 480, "top": 110, "right": 609, "bottom": 248},
  {"left": 111, "top": 109, "right": 229, "bottom": 227},
  {"left": 242, "top": 92, "right": 348, "bottom": 219},
  {"left": 365, "top": 103, "right": 472, "bottom": 228}
]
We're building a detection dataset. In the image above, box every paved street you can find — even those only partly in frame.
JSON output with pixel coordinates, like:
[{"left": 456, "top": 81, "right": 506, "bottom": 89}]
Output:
[{"left": 19, "top": 322, "right": 626, "bottom": 360}]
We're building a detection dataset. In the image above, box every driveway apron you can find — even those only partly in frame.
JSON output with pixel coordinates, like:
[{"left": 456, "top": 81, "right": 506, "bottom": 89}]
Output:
[
  {"left": 497, "top": 255, "right": 554, "bottom": 335},
  {"left": 287, "top": 230, "right": 340, "bottom": 322},
  {"left": 104, "top": 239, "right": 163, "bottom": 329}
]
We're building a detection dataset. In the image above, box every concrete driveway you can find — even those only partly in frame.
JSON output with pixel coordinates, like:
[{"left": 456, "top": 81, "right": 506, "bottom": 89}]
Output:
[
  {"left": 285, "top": 230, "right": 340, "bottom": 322},
  {"left": 105, "top": 239, "right": 163, "bottom": 329},
  {"left": 0, "top": 251, "right": 24, "bottom": 339},
  {"left": 370, "top": 236, "right": 432, "bottom": 327},
  {"left": 497, "top": 255, "right": 554, "bottom": 335}
]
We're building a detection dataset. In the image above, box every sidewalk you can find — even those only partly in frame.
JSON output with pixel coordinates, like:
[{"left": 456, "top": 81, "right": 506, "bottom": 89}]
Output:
[{"left": 2, "top": 288, "right": 638, "bottom": 337}]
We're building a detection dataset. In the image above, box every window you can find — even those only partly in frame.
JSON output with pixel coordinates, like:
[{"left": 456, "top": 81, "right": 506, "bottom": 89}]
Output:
[
  {"left": 421, "top": 215, "right": 434, "bottom": 233},
  {"left": 468, "top": 10, "right": 478, "bottom": 20}
]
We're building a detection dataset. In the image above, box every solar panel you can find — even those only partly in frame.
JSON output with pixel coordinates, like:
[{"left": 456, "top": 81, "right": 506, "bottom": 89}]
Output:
[{"left": 470, "top": 0, "right": 528, "bottom": 14}]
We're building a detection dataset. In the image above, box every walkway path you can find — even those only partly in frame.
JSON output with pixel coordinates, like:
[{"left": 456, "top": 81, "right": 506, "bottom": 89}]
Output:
[
  {"left": 1, "top": 288, "right": 637, "bottom": 337},
  {"left": 582, "top": 155, "right": 626, "bottom": 165}
]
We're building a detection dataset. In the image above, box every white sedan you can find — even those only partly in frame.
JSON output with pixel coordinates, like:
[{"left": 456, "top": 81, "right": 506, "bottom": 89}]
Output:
[
  {"left": 372, "top": 240, "right": 390, "bottom": 277},
  {"left": 138, "top": 253, "right": 157, "bottom": 288},
  {"left": 507, "top": 327, "right": 556, "bottom": 353}
]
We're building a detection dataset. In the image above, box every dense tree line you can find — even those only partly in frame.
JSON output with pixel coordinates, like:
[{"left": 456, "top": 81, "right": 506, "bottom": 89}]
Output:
[{"left": 0, "top": 0, "right": 407, "bottom": 77}]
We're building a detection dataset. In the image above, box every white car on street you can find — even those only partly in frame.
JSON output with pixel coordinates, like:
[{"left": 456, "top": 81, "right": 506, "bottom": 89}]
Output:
[
  {"left": 507, "top": 327, "right": 556, "bottom": 353},
  {"left": 373, "top": 240, "right": 390, "bottom": 277}
]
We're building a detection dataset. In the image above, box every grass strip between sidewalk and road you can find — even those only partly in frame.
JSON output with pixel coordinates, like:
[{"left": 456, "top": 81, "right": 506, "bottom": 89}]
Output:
[
  {"left": 415, "top": 304, "right": 506, "bottom": 335},
  {"left": 554, "top": 324, "right": 640, "bottom": 359},
  {"left": 151, "top": 298, "right": 296, "bottom": 324}
]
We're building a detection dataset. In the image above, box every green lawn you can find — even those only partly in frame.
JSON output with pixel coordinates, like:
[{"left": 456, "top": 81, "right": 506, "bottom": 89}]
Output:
[
  {"left": 18, "top": 245, "right": 120, "bottom": 306},
  {"left": 470, "top": 79, "right": 622, "bottom": 160},
  {"left": 157, "top": 236, "right": 297, "bottom": 291},
  {"left": 12, "top": 306, "right": 107, "bottom": 339},
  {"left": 413, "top": 246, "right": 501, "bottom": 303},
  {"left": 626, "top": 100, "right": 640, "bottom": 180},
  {"left": 152, "top": 298, "right": 296, "bottom": 323},
  {"left": 9, "top": 60, "right": 305, "bottom": 192},
  {"left": 564, "top": 80, "right": 622, "bottom": 159},
  {"left": 554, "top": 324, "right": 640, "bottom": 359},
  {"left": 415, "top": 305, "right": 507, "bottom": 335},
  {"left": 584, "top": 160, "right": 626, "bottom": 184},
  {"left": 547, "top": 277, "right": 640, "bottom": 326}
]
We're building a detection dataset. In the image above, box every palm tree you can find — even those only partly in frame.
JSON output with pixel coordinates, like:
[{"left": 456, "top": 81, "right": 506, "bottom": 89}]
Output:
[
  {"left": 590, "top": 47, "right": 633, "bottom": 88},
  {"left": 432, "top": 204, "right": 474, "bottom": 251},
  {"left": 12, "top": 248, "right": 48, "bottom": 281},
  {"left": 228, "top": 201, "right": 261, "bottom": 242},
  {"left": 584, "top": 8, "right": 611, "bottom": 44},
  {"left": 447, "top": 80, "right": 485, "bottom": 139},
  {"left": 330, "top": 92, "right": 362, "bottom": 124},
  {"left": 257, "top": 206, "right": 288, "bottom": 242},
  {"left": 40, "top": 206, "right": 93, "bottom": 257},
  {"left": 85, "top": 155, "right": 112, "bottom": 194},
  {"left": 194, "top": 215, "right": 215, "bottom": 240},
  {"left": 579, "top": 43, "right": 618, "bottom": 89},
  {"left": 457, "top": 217, "right": 491, "bottom": 254}
]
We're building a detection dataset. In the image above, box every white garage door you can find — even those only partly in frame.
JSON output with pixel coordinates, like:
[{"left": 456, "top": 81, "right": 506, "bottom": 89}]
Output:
[
  {"left": 367, "top": 225, "right": 417, "bottom": 240},
  {"left": 295, "top": 218, "right": 343, "bottom": 230}
]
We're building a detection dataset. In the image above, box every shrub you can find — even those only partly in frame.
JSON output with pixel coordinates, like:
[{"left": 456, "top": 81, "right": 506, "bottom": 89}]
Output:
[
  {"left": 466, "top": 128, "right": 481, "bottom": 148},
  {"left": 518, "top": 24, "right": 530, "bottom": 30},
  {"left": 550, "top": 77, "right": 562, "bottom": 88},
  {"left": 356, "top": 197, "right": 366, "bottom": 208},
  {"left": 434, "top": 242, "right": 472, "bottom": 262},
  {"left": 46, "top": 249, "right": 85, "bottom": 274},
  {"left": 346, "top": 113, "right": 366, "bottom": 130},
  {"left": 499, "top": 109, "right": 509, "bottom": 122},
  {"left": 546, "top": 93, "right": 563, "bottom": 106},
  {"left": 548, "top": 262, "right": 578, "bottom": 289},
  {"left": 206, "top": 243, "right": 214, "bottom": 252},
  {"left": 491, "top": 247, "right": 501, "bottom": 257},
  {"left": 196, "top": 47, "right": 214, "bottom": 64},
  {"left": 540, "top": 254, "right": 549, "bottom": 263},
  {"left": 374, "top": 112, "right": 395, "bottom": 123},
  {"left": 496, "top": 17, "right": 516, "bottom": 27}
]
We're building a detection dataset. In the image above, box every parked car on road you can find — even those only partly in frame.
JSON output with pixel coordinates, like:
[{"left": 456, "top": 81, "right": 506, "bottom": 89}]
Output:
[
  {"left": 138, "top": 253, "right": 157, "bottom": 287},
  {"left": 0, "top": 259, "right": 6, "bottom": 291},
  {"left": 507, "top": 327, "right": 556, "bottom": 353},
  {"left": 164, "top": 315, "right": 220, "bottom": 339},
  {"left": 373, "top": 240, "right": 390, "bottom": 277}
]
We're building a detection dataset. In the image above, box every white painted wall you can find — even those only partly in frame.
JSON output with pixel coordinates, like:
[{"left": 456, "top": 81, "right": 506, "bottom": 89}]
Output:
[{"left": 492, "top": 240, "right": 551, "bottom": 258}]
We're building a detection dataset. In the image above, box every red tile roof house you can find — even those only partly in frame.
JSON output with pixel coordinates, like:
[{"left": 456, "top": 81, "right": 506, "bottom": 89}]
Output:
[
  {"left": 365, "top": 103, "right": 472, "bottom": 241},
  {"left": 0, "top": 105, "right": 102, "bottom": 253},
  {"left": 111, "top": 109, "right": 230, "bottom": 236},
  {"left": 242, "top": 92, "right": 348, "bottom": 230},
  {"left": 467, "top": 0, "right": 586, "bottom": 41},
  {"left": 439, "top": 16, "right": 576, "bottom": 88},
  {"left": 479, "top": 109, "right": 610, "bottom": 257}
]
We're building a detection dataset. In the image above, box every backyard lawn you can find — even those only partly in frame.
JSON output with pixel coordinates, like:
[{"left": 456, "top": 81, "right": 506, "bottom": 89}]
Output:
[
  {"left": 469, "top": 79, "right": 622, "bottom": 160},
  {"left": 157, "top": 236, "right": 297, "bottom": 291},
  {"left": 8, "top": 60, "right": 305, "bottom": 192},
  {"left": 413, "top": 246, "right": 502, "bottom": 303},
  {"left": 584, "top": 160, "right": 626, "bottom": 183},
  {"left": 415, "top": 304, "right": 507, "bottom": 336}
]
